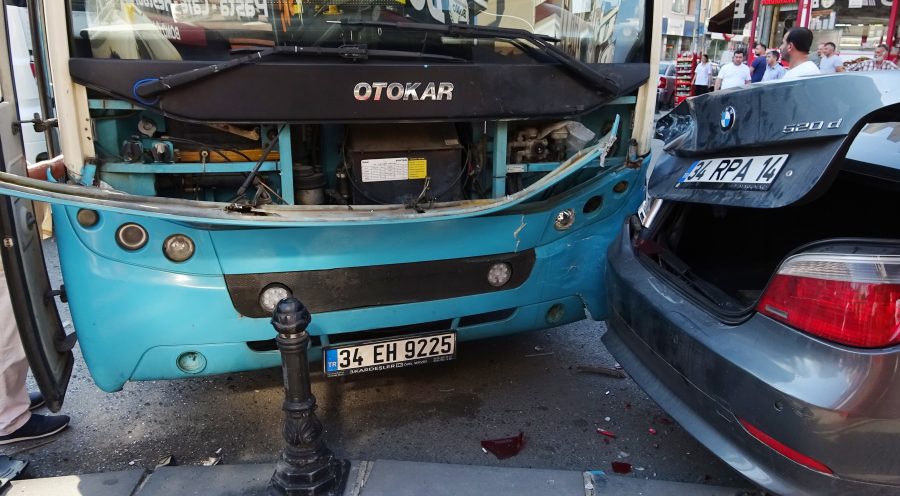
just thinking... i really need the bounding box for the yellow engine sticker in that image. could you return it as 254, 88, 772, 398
407, 158, 428, 180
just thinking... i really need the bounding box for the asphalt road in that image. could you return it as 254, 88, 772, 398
9, 238, 751, 490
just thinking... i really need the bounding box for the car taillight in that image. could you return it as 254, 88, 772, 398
757, 253, 900, 348
657, 76, 666, 89
738, 418, 832, 474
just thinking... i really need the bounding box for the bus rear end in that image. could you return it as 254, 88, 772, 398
0, 0, 657, 396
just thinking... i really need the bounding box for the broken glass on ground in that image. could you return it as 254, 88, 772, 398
480, 432, 525, 460
611, 461, 632, 474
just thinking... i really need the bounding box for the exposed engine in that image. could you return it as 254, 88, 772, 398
93, 110, 598, 208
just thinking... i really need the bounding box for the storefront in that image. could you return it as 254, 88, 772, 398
708, 0, 899, 60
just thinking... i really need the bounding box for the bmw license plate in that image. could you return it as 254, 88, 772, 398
324, 331, 456, 377
677, 154, 789, 191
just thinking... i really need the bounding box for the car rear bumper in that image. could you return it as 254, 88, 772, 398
602, 221, 900, 495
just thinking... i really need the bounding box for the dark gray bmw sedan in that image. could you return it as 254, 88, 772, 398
604, 72, 900, 495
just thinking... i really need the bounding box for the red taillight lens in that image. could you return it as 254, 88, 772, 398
657, 76, 666, 89
30, 62, 35, 78
738, 418, 833, 475
757, 254, 900, 348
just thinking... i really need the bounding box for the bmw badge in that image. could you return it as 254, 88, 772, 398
721, 106, 736, 130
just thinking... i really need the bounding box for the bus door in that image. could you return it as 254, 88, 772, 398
0, 5, 73, 413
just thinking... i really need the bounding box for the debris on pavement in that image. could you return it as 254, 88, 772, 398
0, 456, 27, 489
575, 365, 626, 379
596, 428, 616, 439
648, 428, 657, 435
480, 432, 525, 460
611, 461, 632, 474
155, 455, 175, 469
583, 470, 607, 495
201, 448, 223, 466
524, 352, 554, 358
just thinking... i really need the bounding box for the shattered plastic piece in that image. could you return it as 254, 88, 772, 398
604, 416, 611, 421
611, 462, 632, 474
635, 467, 645, 471
481, 432, 525, 460
155, 455, 175, 469
617, 451, 629, 458
648, 428, 657, 435
201, 449, 223, 467
575, 365, 626, 379
0, 456, 27, 488
584, 469, 607, 494
534, 346, 543, 352
596, 428, 616, 438
588, 470, 607, 482
524, 352, 554, 358
481, 447, 488, 454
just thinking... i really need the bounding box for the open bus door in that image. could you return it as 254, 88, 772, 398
0, 5, 73, 412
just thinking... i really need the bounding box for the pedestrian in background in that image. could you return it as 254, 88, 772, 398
847, 44, 899, 71
692, 54, 713, 95
714, 51, 751, 90
819, 42, 845, 73
749, 43, 768, 83
781, 28, 821, 80
810, 43, 824, 67
762, 49, 787, 81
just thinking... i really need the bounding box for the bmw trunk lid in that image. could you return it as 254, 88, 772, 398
648, 72, 900, 208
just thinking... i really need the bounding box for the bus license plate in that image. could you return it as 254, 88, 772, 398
324, 331, 456, 377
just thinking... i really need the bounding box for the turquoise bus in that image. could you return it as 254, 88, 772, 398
0, 0, 659, 410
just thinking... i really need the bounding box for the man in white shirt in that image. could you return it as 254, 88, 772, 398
780, 28, 821, 80
714, 52, 751, 90
819, 41, 845, 73
761, 49, 787, 81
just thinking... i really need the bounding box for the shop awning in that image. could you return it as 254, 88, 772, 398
707, 1, 735, 34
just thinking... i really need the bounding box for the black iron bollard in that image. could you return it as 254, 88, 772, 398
268, 297, 349, 496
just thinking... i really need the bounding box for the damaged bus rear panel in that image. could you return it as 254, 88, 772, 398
0, 0, 658, 401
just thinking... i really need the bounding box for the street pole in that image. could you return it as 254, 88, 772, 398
268, 297, 349, 496
691, 0, 703, 54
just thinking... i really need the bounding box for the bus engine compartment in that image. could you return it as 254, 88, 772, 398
88, 105, 618, 208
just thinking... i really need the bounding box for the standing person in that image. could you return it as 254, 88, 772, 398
718, 42, 735, 68
780, 28, 821, 80
714, 51, 751, 90
762, 49, 787, 81
0, 267, 70, 445
692, 54, 713, 95
847, 44, 899, 71
749, 43, 768, 82
810, 43, 824, 67
819, 41, 845, 73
